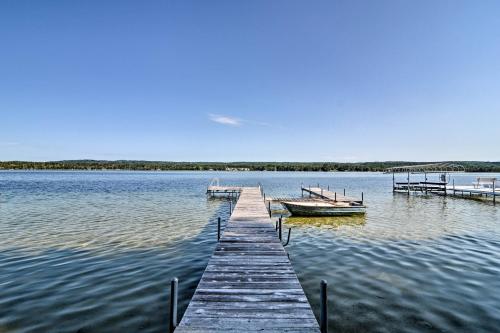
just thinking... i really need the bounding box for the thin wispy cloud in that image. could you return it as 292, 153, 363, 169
209, 114, 242, 126
208, 114, 273, 128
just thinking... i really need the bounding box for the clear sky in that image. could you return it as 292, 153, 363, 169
1, 0, 499, 162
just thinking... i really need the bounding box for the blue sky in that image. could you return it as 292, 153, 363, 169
1, 0, 499, 162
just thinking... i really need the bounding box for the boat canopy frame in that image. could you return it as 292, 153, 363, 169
385, 162, 466, 174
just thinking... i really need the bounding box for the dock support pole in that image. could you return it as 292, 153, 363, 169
407, 172, 410, 196
334, 192, 337, 201
229, 201, 232, 215
493, 180, 496, 204
320, 280, 328, 333
361, 192, 364, 205
392, 171, 395, 192
217, 217, 221, 241
283, 228, 291, 246
424, 172, 427, 194
327, 185, 329, 191
443, 173, 447, 196
278, 217, 282, 241
268, 201, 272, 217
343, 188, 345, 196
169, 278, 178, 333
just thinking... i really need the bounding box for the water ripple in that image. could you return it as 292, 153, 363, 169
1, 171, 499, 332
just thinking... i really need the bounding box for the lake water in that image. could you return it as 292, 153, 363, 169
0, 171, 499, 333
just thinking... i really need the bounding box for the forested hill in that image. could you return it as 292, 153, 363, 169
1, 160, 499, 172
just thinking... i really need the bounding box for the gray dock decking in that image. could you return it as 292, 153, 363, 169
176, 187, 320, 332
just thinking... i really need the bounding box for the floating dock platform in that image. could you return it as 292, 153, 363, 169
176, 186, 320, 332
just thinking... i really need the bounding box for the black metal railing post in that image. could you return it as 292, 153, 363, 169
278, 217, 282, 241
283, 228, 291, 246
229, 201, 232, 215
217, 217, 221, 241
169, 278, 178, 333
320, 279, 328, 333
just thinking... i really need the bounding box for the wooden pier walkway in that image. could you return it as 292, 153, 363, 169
176, 187, 320, 332
302, 186, 362, 204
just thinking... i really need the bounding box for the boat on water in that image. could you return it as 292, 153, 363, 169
281, 200, 366, 216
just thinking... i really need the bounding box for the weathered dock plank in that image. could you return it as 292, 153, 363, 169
176, 187, 320, 332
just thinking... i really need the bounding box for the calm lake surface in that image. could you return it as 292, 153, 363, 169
1, 171, 499, 333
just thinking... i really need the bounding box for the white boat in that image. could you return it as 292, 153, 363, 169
281, 200, 366, 216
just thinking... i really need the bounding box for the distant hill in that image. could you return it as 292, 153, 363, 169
0, 160, 499, 172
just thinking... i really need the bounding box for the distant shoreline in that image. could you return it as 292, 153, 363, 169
1, 160, 499, 172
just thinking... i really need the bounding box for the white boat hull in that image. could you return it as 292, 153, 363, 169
282, 202, 366, 216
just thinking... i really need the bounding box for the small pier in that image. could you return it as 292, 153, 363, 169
301, 186, 363, 204
176, 186, 320, 332
207, 178, 243, 197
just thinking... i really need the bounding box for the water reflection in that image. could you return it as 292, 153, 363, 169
285, 215, 366, 229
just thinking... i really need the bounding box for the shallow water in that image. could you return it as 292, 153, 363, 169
0, 171, 499, 332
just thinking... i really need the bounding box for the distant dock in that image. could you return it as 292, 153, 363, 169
387, 163, 498, 204
301, 186, 363, 204
175, 186, 321, 332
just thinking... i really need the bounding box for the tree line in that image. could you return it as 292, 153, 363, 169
0, 160, 499, 172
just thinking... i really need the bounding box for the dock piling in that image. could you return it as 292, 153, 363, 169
493, 179, 496, 204
283, 227, 291, 246
361, 192, 364, 205
407, 171, 410, 196
392, 171, 395, 192
229, 201, 232, 214
169, 278, 178, 333
320, 280, 328, 333
278, 217, 282, 241
217, 217, 221, 241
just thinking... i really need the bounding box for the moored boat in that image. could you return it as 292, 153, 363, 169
281, 200, 366, 216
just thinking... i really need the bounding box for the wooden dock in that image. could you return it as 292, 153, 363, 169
176, 187, 320, 332
302, 186, 362, 204
207, 186, 243, 198
393, 181, 498, 203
